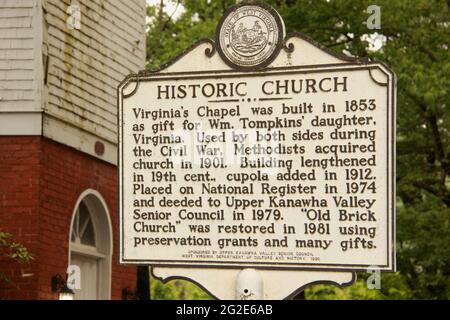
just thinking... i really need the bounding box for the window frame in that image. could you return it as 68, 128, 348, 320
68, 190, 112, 300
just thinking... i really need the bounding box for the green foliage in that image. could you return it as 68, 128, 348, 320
306, 274, 413, 300
146, 0, 235, 69
146, 0, 450, 299
0, 232, 33, 284
150, 274, 212, 300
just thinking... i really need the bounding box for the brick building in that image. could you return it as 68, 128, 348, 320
0, 0, 146, 299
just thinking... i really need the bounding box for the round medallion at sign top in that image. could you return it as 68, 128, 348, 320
216, 2, 284, 70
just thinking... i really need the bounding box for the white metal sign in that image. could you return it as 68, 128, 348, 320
118, 2, 396, 296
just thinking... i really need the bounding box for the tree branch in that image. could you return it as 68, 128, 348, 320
404, 90, 449, 204
412, 181, 450, 207
325, 38, 354, 48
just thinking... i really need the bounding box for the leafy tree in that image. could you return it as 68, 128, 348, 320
146, 0, 236, 69
0, 232, 33, 286
150, 274, 212, 300
146, 0, 450, 299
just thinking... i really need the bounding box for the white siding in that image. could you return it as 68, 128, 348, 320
43, 0, 146, 145
0, 0, 146, 160
0, 0, 39, 112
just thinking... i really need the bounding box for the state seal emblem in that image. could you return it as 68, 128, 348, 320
216, 2, 284, 70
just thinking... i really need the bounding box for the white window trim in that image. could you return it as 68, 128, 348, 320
71, 243, 106, 259
68, 189, 113, 300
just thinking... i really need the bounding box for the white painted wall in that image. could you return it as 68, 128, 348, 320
0, 0, 147, 164
0, 0, 43, 135
0, 0, 39, 112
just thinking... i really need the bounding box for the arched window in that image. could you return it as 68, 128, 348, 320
71, 201, 96, 247
69, 190, 112, 300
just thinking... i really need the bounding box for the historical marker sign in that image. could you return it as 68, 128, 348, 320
119, 2, 396, 273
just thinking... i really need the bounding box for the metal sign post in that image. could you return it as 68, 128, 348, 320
236, 269, 263, 300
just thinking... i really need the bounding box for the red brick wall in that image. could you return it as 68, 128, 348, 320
0, 137, 41, 299
0, 136, 137, 300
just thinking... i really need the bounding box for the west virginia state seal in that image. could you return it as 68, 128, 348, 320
216, 2, 284, 70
